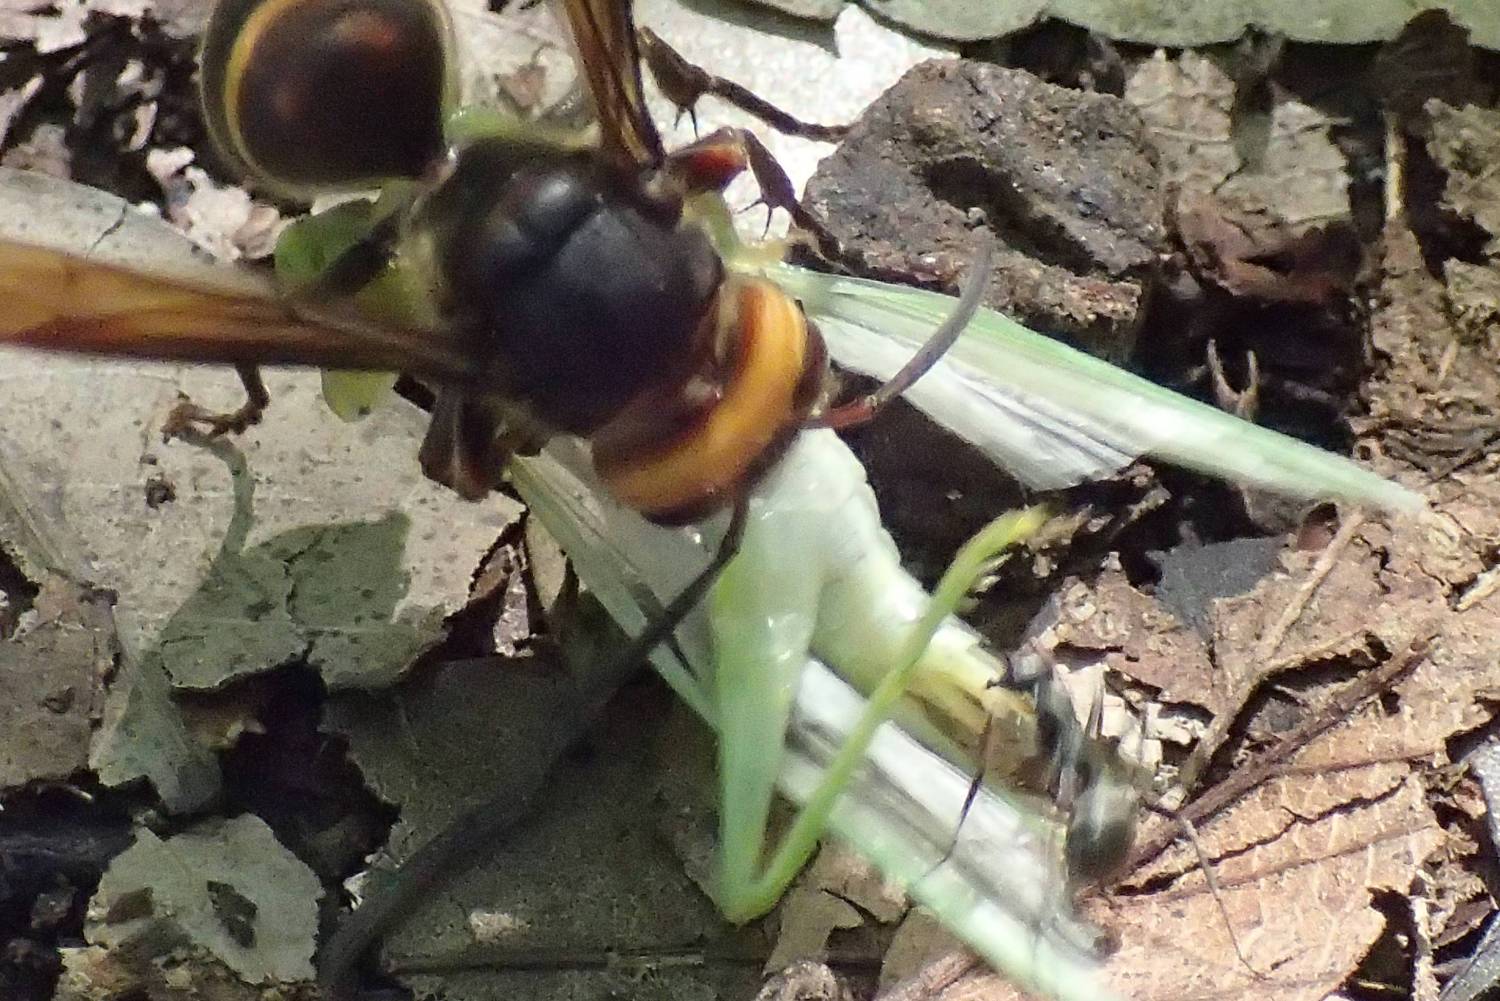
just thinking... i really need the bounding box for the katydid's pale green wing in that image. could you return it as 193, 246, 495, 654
769, 262, 1422, 514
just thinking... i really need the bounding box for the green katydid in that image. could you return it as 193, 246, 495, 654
509, 433, 1114, 1000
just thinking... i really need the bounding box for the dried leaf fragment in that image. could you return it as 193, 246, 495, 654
1102, 773, 1442, 1001
86, 814, 322, 985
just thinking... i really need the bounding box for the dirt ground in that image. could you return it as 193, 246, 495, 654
1, 3, 1499, 1001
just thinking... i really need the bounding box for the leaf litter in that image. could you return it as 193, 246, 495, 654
2, 2, 1500, 1001
725, 0, 1500, 49
0, 576, 114, 791
83, 814, 323, 985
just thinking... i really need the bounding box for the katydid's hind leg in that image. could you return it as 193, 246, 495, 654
663, 128, 839, 257
161, 363, 271, 439
638, 27, 849, 143
809, 234, 994, 431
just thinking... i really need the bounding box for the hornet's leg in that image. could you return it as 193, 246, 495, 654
161, 363, 271, 439
160, 199, 409, 442
638, 27, 849, 143
663, 127, 840, 256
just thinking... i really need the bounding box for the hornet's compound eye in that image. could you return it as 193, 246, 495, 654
200, 0, 452, 197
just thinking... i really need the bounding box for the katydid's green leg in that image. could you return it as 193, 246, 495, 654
709, 505, 1047, 923
709, 503, 823, 922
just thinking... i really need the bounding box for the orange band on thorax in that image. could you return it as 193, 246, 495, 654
595, 277, 809, 521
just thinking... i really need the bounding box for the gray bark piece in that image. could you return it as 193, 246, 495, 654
0, 578, 114, 790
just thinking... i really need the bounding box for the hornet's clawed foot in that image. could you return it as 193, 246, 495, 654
160, 363, 270, 440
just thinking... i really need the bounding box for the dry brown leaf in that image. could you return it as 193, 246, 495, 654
2, 121, 70, 176
1050, 365, 1498, 1001
1444, 261, 1500, 344
1102, 773, 1441, 1000
55, 944, 321, 1001
1426, 103, 1500, 361
144, 150, 285, 262
1127, 51, 1350, 238
1052, 571, 1218, 712
911, 971, 1003, 1001
1093, 501, 1500, 998
878, 911, 965, 990
768, 846, 904, 973
1362, 218, 1500, 475
1174, 191, 1362, 306
754, 962, 854, 1001
1428, 102, 1500, 255
1208, 538, 1390, 720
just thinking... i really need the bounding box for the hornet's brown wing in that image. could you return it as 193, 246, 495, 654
550, 0, 664, 168
0, 168, 481, 384
0, 241, 482, 378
